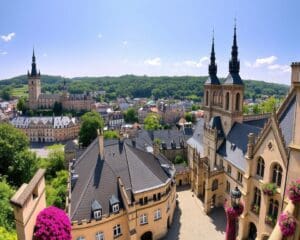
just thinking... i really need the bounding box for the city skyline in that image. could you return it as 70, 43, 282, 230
0, 0, 300, 84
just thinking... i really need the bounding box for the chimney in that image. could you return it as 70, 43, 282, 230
291, 62, 300, 88
246, 133, 255, 159
97, 128, 104, 159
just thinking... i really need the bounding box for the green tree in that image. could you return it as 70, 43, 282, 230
243, 105, 250, 114
252, 104, 262, 114
39, 148, 65, 180
0, 180, 15, 231
53, 101, 63, 115
104, 130, 119, 139
0, 124, 34, 186
184, 112, 196, 123
124, 108, 138, 123
79, 111, 104, 147
0, 87, 11, 101
8, 150, 38, 187
16, 97, 27, 113
261, 96, 277, 113
0, 227, 17, 240
46, 170, 68, 209
144, 113, 161, 130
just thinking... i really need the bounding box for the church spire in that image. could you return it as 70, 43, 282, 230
209, 31, 217, 76
229, 19, 240, 74
30, 48, 38, 77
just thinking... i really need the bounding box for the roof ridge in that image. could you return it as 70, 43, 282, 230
123, 145, 133, 191
74, 138, 98, 167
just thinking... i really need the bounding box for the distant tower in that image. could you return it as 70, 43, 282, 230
28, 49, 41, 110
222, 21, 244, 134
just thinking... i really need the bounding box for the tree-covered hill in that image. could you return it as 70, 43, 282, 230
0, 74, 289, 101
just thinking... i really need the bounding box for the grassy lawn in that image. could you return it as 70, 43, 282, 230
11, 85, 28, 98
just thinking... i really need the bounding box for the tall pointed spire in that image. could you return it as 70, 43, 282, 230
30, 48, 38, 77
209, 30, 217, 76
205, 30, 220, 85
229, 19, 240, 74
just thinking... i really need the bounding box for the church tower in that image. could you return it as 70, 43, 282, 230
28, 50, 41, 110
203, 33, 222, 123
221, 22, 244, 134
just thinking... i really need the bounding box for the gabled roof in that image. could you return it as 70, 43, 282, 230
217, 122, 261, 171
70, 138, 173, 221
91, 200, 102, 211
223, 72, 243, 85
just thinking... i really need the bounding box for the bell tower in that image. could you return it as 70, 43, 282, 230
28, 49, 41, 110
221, 22, 244, 134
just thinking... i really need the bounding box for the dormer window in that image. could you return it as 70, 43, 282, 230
91, 200, 102, 220
93, 210, 102, 220
109, 195, 120, 214
112, 204, 119, 213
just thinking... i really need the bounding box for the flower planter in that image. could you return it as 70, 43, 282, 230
251, 204, 260, 215
265, 215, 276, 227
262, 183, 277, 196
287, 179, 300, 203
279, 212, 296, 237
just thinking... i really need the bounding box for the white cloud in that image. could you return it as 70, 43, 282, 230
97, 33, 102, 39
122, 40, 128, 46
1, 32, 16, 42
0, 50, 7, 55
144, 57, 161, 66
253, 56, 277, 67
268, 64, 290, 73
181, 56, 209, 68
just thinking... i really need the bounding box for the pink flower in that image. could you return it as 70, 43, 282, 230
279, 212, 296, 237
34, 206, 71, 240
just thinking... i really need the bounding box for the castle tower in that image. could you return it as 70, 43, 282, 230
221, 22, 244, 134
203, 33, 222, 123
28, 49, 41, 110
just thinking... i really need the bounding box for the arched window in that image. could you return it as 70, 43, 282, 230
219, 92, 223, 106
268, 199, 279, 219
252, 187, 261, 214
256, 157, 265, 178
213, 91, 217, 104
206, 91, 209, 106
212, 179, 218, 191
225, 92, 230, 110
235, 93, 240, 111
272, 164, 283, 187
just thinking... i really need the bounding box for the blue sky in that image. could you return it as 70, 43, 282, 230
0, 0, 299, 84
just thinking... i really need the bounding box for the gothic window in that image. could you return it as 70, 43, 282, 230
212, 179, 218, 191
206, 91, 209, 106
256, 157, 265, 178
226, 181, 230, 193
253, 187, 261, 210
235, 93, 240, 111
225, 92, 230, 110
227, 165, 232, 175
272, 164, 283, 187
213, 91, 217, 104
268, 199, 279, 219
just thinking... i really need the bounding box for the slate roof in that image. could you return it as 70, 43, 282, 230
186, 118, 205, 155
278, 95, 296, 146
209, 116, 225, 138
70, 138, 173, 221
243, 117, 269, 128
223, 72, 243, 85
205, 75, 220, 85
39, 93, 61, 99
217, 122, 261, 171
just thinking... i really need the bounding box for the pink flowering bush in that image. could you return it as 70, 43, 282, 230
279, 212, 296, 237
287, 179, 300, 203
34, 206, 71, 240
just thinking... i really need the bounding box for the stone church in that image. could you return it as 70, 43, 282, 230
27, 50, 95, 111
188, 24, 300, 239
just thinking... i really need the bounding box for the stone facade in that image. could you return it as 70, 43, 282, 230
188, 26, 300, 240
11, 116, 80, 142
27, 50, 95, 111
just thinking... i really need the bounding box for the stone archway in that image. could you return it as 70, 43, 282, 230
248, 222, 257, 240
141, 231, 153, 240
